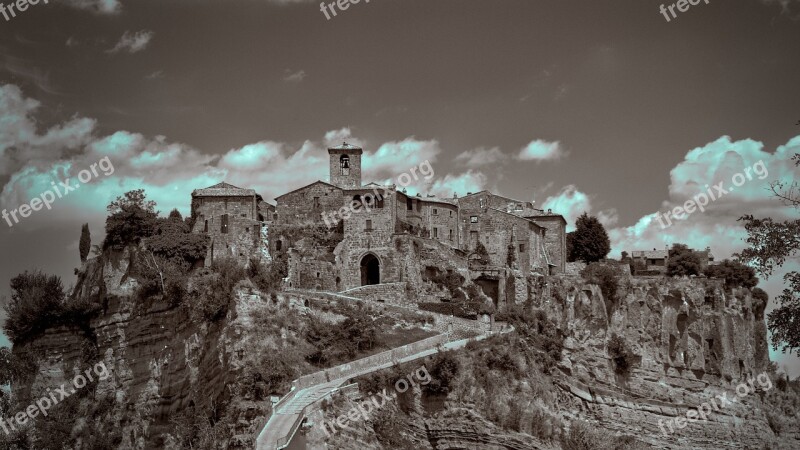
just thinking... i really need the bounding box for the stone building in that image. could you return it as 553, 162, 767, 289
190, 182, 272, 265
190, 141, 568, 308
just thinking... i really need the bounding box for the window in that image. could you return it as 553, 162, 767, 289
276, 240, 282, 251
450, 211, 453, 217
519, 244, 525, 253
220, 214, 229, 234
241, 214, 247, 217
366, 220, 373, 231
432, 208, 438, 215
340, 155, 350, 175
433, 228, 438, 238
313, 197, 320, 209
449, 229, 453, 240
407, 198, 413, 211
204, 220, 208, 233
470, 216, 478, 223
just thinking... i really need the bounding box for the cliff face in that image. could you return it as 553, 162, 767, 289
12, 247, 270, 449
309, 275, 797, 450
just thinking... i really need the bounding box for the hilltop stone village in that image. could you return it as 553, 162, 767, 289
189, 143, 568, 308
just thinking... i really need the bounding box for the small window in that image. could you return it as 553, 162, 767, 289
313, 197, 320, 209
433, 228, 438, 238
433, 208, 438, 215
407, 198, 413, 211
470, 216, 478, 223
204, 220, 208, 233
366, 220, 373, 231
276, 240, 282, 251
241, 214, 247, 217
449, 229, 453, 240
519, 244, 525, 253
450, 211, 453, 217
340, 155, 350, 175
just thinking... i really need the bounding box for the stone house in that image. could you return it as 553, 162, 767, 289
190, 182, 272, 265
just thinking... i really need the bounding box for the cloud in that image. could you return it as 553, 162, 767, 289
65, 0, 122, 14
144, 70, 163, 80
108, 30, 155, 54
541, 184, 618, 231
362, 137, 442, 180
283, 69, 307, 83
454, 147, 508, 168
517, 139, 566, 162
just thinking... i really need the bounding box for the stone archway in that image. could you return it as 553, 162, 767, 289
360, 253, 380, 286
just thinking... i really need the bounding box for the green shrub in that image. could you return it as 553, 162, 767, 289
423, 351, 460, 395
667, 243, 702, 277
704, 259, 759, 289
304, 306, 378, 366
102, 189, 159, 250
186, 258, 246, 322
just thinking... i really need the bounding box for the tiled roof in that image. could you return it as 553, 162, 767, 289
192, 182, 256, 197
632, 250, 668, 259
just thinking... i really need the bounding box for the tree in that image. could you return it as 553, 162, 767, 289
704, 259, 758, 289
79, 223, 91, 262
103, 189, 159, 249
566, 232, 575, 262
736, 153, 800, 354
568, 213, 610, 263
168, 208, 183, 222
667, 243, 702, 276
3, 270, 65, 342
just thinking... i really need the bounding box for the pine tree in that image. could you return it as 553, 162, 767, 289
79, 223, 91, 262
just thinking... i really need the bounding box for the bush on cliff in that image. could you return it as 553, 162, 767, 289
704, 259, 759, 289
3, 271, 100, 343
102, 189, 159, 250
667, 243, 702, 276
580, 262, 620, 316
304, 305, 378, 366
608, 333, 635, 376
423, 351, 461, 395
186, 258, 246, 322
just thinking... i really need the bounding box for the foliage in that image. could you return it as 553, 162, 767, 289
79, 223, 91, 262
146, 216, 209, 265
186, 258, 246, 322
3, 271, 100, 344
704, 259, 758, 289
581, 262, 620, 316
566, 231, 575, 262
418, 302, 478, 319
568, 212, 611, 263
248, 256, 287, 294
304, 305, 378, 366
423, 351, 460, 395
103, 189, 159, 250
736, 154, 800, 354
667, 243, 702, 277
495, 306, 565, 373
608, 333, 635, 376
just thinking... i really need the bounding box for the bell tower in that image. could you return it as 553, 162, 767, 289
328, 142, 362, 189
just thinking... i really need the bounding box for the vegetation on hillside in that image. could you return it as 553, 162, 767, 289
567, 212, 611, 263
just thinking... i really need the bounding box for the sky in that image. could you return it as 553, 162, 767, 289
0, 0, 798, 374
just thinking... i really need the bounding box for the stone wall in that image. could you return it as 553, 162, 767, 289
527, 215, 567, 274
340, 282, 409, 306
275, 181, 343, 225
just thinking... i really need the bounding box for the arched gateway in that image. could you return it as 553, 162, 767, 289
360, 254, 380, 286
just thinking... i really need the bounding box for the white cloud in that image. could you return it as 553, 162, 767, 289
517, 139, 565, 162
454, 147, 508, 168
108, 30, 155, 54
283, 69, 307, 83
65, 0, 122, 14
541, 184, 618, 231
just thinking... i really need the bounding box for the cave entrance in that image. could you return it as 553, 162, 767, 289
360, 254, 380, 286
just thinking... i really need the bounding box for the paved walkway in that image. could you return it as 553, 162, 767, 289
255, 329, 507, 449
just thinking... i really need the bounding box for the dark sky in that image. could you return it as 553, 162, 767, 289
0, 0, 799, 372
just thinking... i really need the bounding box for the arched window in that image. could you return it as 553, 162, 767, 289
340, 155, 350, 175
